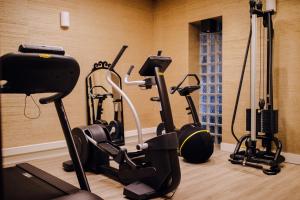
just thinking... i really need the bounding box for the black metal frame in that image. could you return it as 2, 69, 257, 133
154, 67, 176, 133
170, 74, 201, 126
54, 99, 91, 191
185, 95, 201, 126
229, 0, 284, 175
154, 73, 203, 136
86, 61, 125, 146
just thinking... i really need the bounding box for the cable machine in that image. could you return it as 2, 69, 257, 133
229, 0, 285, 175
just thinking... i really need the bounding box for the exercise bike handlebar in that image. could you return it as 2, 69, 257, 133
170, 74, 200, 94
108, 45, 128, 71
125, 50, 163, 87
124, 65, 146, 86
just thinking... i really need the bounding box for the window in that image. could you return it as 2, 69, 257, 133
199, 32, 222, 143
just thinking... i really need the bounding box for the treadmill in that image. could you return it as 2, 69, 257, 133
0, 44, 103, 200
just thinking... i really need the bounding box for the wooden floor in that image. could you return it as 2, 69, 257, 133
29, 138, 300, 200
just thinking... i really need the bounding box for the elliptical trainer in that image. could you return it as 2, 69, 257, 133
229, 0, 285, 175
63, 46, 181, 199
63, 52, 125, 172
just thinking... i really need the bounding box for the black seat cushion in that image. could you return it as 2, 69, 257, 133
178, 86, 200, 96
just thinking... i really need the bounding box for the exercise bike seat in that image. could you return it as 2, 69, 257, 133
178, 85, 200, 96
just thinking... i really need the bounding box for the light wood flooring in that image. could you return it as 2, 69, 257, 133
28, 138, 300, 200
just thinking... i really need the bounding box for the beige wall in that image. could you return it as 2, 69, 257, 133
1, 0, 300, 155
0, 0, 159, 148
153, 0, 300, 154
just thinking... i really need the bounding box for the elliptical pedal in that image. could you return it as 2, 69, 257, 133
123, 182, 156, 200
98, 143, 120, 156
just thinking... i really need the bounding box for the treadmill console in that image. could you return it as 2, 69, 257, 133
139, 56, 172, 76
19, 44, 65, 55
0, 46, 79, 99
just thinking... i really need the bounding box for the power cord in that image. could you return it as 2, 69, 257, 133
24, 94, 41, 119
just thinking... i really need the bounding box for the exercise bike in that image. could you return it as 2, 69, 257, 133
63, 46, 181, 200
154, 74, 214, 163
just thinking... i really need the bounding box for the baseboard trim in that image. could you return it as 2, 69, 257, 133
3, 127, 156, 166
125, 127, 156, 138
3, 140, 67, 157
3, 149, 68, 167
221, 142, 300, 165
220, 142, 236, 153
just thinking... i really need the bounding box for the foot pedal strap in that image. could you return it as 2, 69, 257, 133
119, 167, 156, 181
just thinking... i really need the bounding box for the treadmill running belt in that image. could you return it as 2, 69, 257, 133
3, 167, 66, 200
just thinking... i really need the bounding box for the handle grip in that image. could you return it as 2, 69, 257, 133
150, 97, 160, 102
170, 86, 177, 94
187, 74, 200, 86
127, 65, 135, 75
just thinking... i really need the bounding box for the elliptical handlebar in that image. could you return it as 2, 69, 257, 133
108, 45, 128, 71
106, 46, 148, 150
170, 74, 200, 94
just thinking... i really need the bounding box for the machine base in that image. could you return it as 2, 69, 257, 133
229, 134, 285, 175
229, 150, 285, 175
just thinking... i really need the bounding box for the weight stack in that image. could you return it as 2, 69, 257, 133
246, 109, 278, 134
